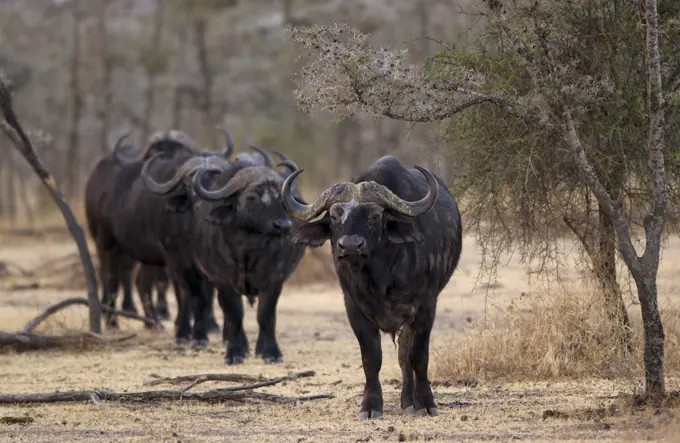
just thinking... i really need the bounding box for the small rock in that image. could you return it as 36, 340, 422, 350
387, 426, 395, 432
460, 415, 469, 421
172, 432, 178, 437
398, 432, 407, 442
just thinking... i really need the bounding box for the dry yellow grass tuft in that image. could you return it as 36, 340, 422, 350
435, 285, 680, 383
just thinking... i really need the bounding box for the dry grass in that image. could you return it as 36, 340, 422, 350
435, 284, 680, 383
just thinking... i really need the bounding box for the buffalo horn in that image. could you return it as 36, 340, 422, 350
273, 152, 300, 173
193, 166, 281, 201
248, 144, 276, 169
275, 160, 300, 174
217, 126, 234, 158
112, 133, 135, 165
141, 155, 217, 195
115, 130, 201, 165
282, 166, 439, 220
282, 170, 354, 221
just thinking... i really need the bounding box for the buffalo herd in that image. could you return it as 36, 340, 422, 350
84, 129, 463, 418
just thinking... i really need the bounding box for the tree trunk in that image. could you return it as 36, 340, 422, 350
633, 273, 665, 400
194, 16, 215, 147
98, 0, 113, 156
66, 0, 83, 196
593, 204, 632, 348
5, 157, 16, 224
141, 1, 165, 142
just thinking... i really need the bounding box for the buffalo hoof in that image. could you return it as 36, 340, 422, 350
263, 356, 284, 365
157, 312, 171, 321
122, 305, 138, 315
175, 337, 190, 346
415, 407, 439, 417
358, 410, 383, 420
192, 339, 209, 349
225, 356, 245, 365
146, 322, 164, 331
402, 406, 415, 415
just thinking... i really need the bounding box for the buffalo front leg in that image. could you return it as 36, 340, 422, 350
218, 286, 248, 365
119, 258, 137, 314
171, 278, 182, 326
203, 282, 220, 334
255, 283, 283, 364
409, 311, 438, 417
398, 328, 416, 414
134, 265, 161, 330
217, 288, 248, 355
155, 268, 171, 321
99, 249, 121, 330
345, 296, 383, 419
172, 272, 193, 346
184, 269, 212, 349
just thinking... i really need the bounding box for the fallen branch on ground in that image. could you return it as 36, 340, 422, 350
0, 370, 332, 405
0, 331, 136, 352
145, 370, 314, 391
144, 372, 262, 386
22, 297, 161, 333
0, 390, 333, 405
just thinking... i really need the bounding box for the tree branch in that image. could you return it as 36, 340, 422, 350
641, 0, 668, 271
0, 80, 101, 334
562, 109, 641, 274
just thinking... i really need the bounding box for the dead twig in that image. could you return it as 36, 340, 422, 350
21, 297, 161, 333
217, 370, 316, 392
144, 372, 261, 387
180, 377, 206, 394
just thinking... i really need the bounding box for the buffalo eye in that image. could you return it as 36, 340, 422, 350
369, 213, 381, 221
330, 208, 343, 223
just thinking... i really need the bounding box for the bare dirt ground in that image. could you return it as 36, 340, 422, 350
1, 230, 680, 442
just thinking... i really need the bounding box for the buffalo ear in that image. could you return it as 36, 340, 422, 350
293, 220, 331, 247
385, 217, 424, 244
206, 203, 233, 225
165, 194, 191, 213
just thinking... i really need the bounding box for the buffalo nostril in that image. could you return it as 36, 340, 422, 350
273, 219, 292, 231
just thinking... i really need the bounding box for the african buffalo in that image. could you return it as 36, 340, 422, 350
144, 146, 306, 364
85, 129, 231, 343
281, 155, 462, 419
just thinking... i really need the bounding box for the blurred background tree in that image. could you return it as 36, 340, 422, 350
0, 0, 480, 218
